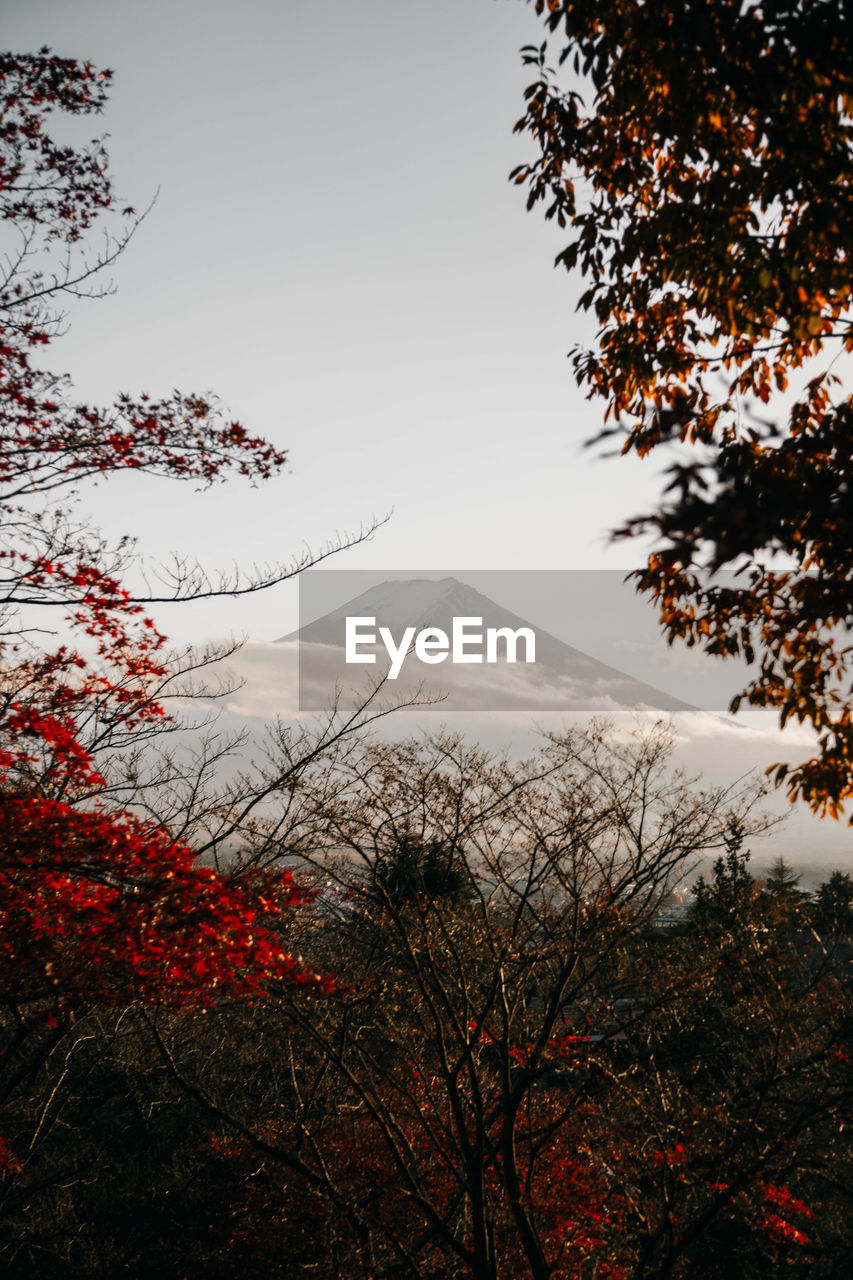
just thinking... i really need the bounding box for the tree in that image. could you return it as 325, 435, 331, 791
512, 1, 853, 819
0, 43, 400, 1014
372, 826, 476, 906
3, 722, 851, 1277
813, 870, 853, 935
136, 723, 853, 1280
692, 827, 759, 932
0, 51, 433, 1260
0, 40, 419, 1186
0, 47, 311, 1016
126, 723, 853, 1279
763, 856, 806, 905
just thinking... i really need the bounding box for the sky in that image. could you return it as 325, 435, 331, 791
5, 1, 851, 870
4, 0, 665, 645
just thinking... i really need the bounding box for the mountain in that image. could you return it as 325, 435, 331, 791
277, 576, 695, 713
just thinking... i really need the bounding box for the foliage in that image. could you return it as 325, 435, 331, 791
813, 869, 853, 935
0, 47, 379, 798
2, 36, 852, 1280
693, 847, 757, 931
0, 794, 310, 1017
372, 826, 475, 906
512, 0, 853, 818
100, 724, 846, 1280
763, 855, 807, 904
1, 722, 851, 1277
0, 49, 428, 1276
0, 46, 323, 1025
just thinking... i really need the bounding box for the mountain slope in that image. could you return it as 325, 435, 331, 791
279, 577, 694, 712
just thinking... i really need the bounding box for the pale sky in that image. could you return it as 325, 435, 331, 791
4, 0, 664, 645
4, 2, 851, 867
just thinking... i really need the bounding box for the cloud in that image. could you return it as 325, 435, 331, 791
168, 637, 851, 871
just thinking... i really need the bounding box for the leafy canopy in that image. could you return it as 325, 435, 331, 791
513, 1, 853, 818
0, 49, 308, 1020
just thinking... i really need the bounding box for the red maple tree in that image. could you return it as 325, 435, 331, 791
0, 49, 311, 1030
